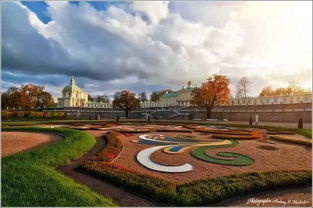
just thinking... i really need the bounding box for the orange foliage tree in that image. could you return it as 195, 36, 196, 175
191, 74, 230, 119
113, 90, 140, 118
1, 84, 55, 110
259, 85, 308, 97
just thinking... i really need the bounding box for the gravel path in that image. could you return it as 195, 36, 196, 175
58, 130, 157, 207
1, 131, 62, 157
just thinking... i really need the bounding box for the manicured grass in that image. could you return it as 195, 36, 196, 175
295, 128, 312, 139
81, 132, 311, 206
2, 127, 116, 207
270, 135, 312, 146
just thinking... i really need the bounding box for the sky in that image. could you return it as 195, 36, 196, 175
2, 1, 312, 100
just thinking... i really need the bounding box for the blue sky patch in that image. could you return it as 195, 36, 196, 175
21, 1, 51, 23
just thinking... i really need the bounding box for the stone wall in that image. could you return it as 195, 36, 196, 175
44, 102, 312, 122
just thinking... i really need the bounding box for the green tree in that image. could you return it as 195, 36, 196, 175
150, 89, 173, 102
138, 92, 147, 102
94, 95, 109, 103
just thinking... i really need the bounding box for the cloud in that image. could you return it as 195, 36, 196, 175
132, 1, 169, 24
2, 1, 312, 98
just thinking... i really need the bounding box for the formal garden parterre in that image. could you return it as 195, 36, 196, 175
78, 122, 312, 205
2, 121, 312, 206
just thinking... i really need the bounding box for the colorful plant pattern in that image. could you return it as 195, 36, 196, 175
136, 134, 255, 172
191, 140, 254, 166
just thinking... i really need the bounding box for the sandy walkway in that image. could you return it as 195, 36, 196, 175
1, 131, 62, 157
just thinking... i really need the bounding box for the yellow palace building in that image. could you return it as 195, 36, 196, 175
57, 77, 112, 108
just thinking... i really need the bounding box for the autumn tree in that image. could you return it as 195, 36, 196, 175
191, 74, 230, 119
150, 89, 173, 102
259, 86, 274, 97
138, 92, 147, 102
236, 77, 251, 98
2, 84, 55, 110
1, 87, 20, 109
113, 90, 140, 117
259, 82, 308, 97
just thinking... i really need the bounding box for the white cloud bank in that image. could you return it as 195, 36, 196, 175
2, 1, 312, 98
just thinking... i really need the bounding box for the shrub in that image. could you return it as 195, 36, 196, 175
16, 111, 26, 118
29, 111, 45, 118
1, 111, 17, 118
298, 117, 303, 129
270, 135, 311, 146
46, 111, 65, 118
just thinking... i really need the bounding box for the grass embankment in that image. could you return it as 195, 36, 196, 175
270, 135, 312, 146
81, 132, 312, 206
2, 127, 116, 207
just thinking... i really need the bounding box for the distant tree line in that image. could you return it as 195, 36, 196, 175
88, 94, 110, 103
150, 89, 173, 102
1, 84, 55, 110
259, 81, 309, 97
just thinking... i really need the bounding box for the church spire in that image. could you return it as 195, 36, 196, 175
70, 76, 76, 85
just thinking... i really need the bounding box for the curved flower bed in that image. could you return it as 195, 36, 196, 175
83, 131, 123, 164
80, 131, 311, 206
2, 127, 115, 207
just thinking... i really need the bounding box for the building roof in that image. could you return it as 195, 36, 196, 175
62, 76, 84, 93
160, 85, 195, 99
160, 92, 178, 98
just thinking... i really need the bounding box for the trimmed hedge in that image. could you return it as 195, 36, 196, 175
270, 135, 312, 146
1, 111, 65, 119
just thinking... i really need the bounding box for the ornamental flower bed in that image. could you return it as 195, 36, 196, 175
79, 127, 311, 206
83, 131, 123, 163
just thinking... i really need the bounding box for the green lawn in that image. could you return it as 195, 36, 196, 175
2, 127, 116, 207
